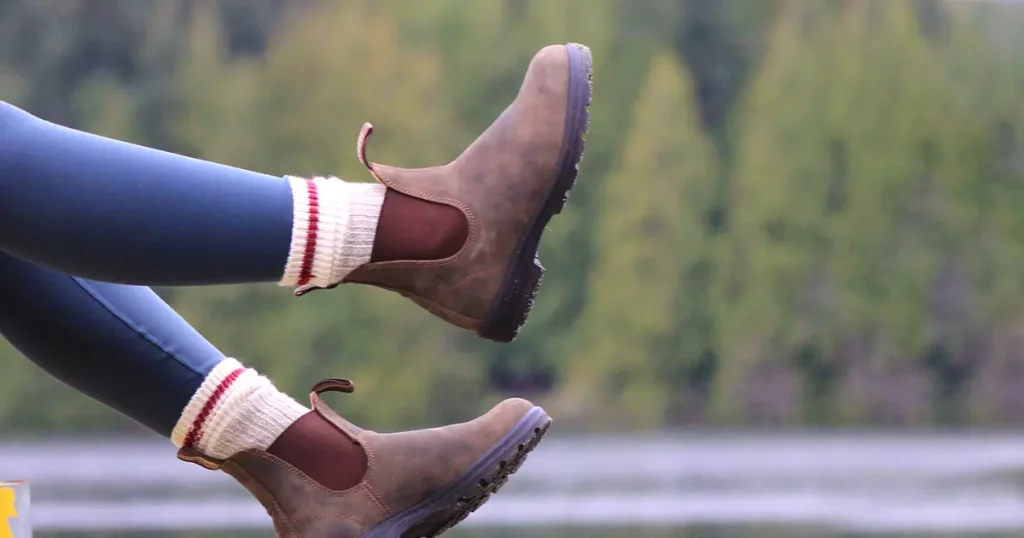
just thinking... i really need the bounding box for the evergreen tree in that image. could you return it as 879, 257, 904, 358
822, 0, 953, 425
554, 51, 717, 429
718, 0, 991, 425
711, 0, 839, 425
945, 0, 1024, 423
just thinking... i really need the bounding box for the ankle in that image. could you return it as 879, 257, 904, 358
268, 411, 369, 490
370, 189, 468, 263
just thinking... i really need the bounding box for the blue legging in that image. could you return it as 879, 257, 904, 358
0, 252, 223, 435
0, 102, 309, 436
0, 101, 293, 285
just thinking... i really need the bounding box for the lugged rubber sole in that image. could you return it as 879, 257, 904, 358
479, 42, 593, 343
364, 406, 553, 538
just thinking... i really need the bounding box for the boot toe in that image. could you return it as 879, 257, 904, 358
365, 403, 552, 538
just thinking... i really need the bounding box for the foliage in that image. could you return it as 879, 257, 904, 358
2, 0, 1024, 432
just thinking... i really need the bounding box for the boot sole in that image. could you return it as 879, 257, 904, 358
478, 42, 593, 343
364, 406, 552, 538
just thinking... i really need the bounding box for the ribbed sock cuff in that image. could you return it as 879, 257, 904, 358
171, 358, 309, 460
280, 176, 386, 288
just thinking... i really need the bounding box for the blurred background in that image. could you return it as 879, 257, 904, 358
3, 0, 1024, 536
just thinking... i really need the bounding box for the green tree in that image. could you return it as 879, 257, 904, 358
822, 0, 963, 425
711, 0, 839, 425
554, 51, 718, 429
943, 0, 1024, 424
717, 0, 990, 426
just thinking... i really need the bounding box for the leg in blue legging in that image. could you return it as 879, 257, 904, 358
0, 250, 220, 434
0, 101, 389, 288
0, 102, 293, 285
0, 250, 367, 490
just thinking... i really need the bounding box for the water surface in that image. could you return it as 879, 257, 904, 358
2, 432, 1022, 537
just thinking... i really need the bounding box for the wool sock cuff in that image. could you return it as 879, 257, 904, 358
280, 176, 386, 289
171, 358, 309, 460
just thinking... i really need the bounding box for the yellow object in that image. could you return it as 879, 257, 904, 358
0, 486, 16, 538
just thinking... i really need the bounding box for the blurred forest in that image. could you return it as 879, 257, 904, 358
3, 0, 1024, 434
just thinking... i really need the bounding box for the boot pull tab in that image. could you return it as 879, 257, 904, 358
356, 122, 386, 184
311, 377, 356, 395
309, 378, 365, 442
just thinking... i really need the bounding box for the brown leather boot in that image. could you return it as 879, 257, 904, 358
177, 378, 552, 538
300, 43, 592, 343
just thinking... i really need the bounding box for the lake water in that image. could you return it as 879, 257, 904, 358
2, 431, 1024, 538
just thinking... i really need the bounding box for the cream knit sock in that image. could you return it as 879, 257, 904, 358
280, 176, 386, 290
171, 358, 309, 459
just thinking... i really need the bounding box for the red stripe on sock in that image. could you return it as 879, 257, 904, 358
183, 368, 247, 449
297, 179, 320, 286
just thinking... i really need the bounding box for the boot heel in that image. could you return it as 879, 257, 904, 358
480, 256, 544, 343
